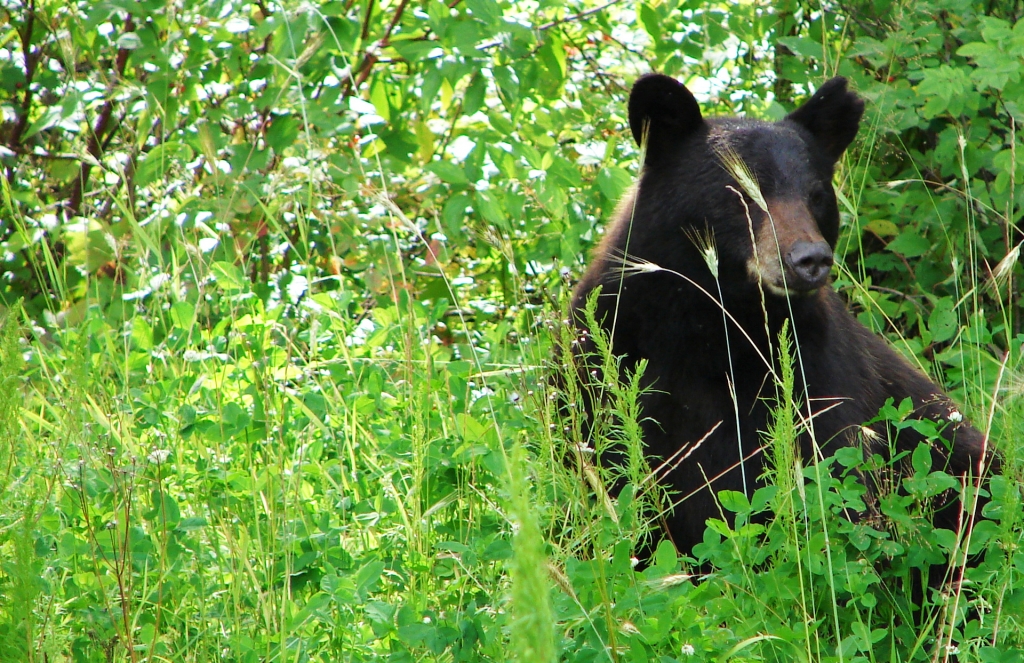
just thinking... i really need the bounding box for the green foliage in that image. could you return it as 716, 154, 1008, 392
509, 443, 555, 663
0, 0, 1023, 660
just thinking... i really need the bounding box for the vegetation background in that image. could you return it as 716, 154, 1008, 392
0, 0, 1023, 660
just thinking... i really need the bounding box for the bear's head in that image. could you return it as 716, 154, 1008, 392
624, 75, 864, 298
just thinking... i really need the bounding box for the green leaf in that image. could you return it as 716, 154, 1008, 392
390, 37, 435, 62
64, 220, 114, 272
146, 490, 181, 528
23, 104, 65, 140
355, 560, 386, 599
911, 442, 932, 476
449, 20, 482, 52
370, 79, 391, 122
492, 65, 519, 104
474, 190, 507, 226
777, 35, 822, 58
538, 35, 566, 90
169, 301, 195, 329
211, 261, 246, 290
136, 142, 194, 187
464, 0, 501, 27
597, 166, 632, 201
427, 160, 469, 185
176, 517, 207, 532
638, 4, 661, 40
718, 490, 750, 514
928, 296, 958, 343
266, 115, 300, 153
442, 192, 471, 235
131, 316, 153, 350
653, 539, 678, 572
538, 178, 565, 217
398, 623, 436, 647
116, 32, 143, 50
464, 74, 487, 115
886, 230, 930, 258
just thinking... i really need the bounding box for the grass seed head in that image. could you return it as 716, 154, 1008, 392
990, 241, 1021, 294
713, 140, 768, 212
685, 227, 719, 279
609, 250, 667, 278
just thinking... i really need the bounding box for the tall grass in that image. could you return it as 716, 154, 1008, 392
4, 142, 1022, 663
2, 49, 1023, 663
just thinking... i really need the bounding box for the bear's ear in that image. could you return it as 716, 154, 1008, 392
628, 74, 703, 162
785, 77, 864, 162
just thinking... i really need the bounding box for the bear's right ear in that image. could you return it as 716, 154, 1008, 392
628, 74, 703, 162
785, 77, 864, 162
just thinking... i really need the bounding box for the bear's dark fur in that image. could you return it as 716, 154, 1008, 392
570, 74, 998, 559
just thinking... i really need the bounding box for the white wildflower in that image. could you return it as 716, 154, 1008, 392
147, 449, 171, 465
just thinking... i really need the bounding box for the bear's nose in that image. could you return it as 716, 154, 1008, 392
785, 241, 833, 290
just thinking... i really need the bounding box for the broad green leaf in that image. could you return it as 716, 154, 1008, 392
474, 190, 507, 226
23, 104, 64, 140
639, 4, 661, 40
597, 166, 632, 201
146, 490, 181, 528
864, 219, 898, 238
131, 316, 153, 350
464, 74, 487, 115
886, 230, 930, 258
911, 442, 932, 476
370, 79, 391, 122
116, 32, 142, 49
718, 490, 750, 514
136, 141, 194, 186
928, 296, 958, 343
266, 115, 300, 153
64, 220, 115, 272
777, 35, 822, 58
211, 261, 246, 290
538, 178, 566, 217
427, 160, 469, 185
464, 0, 501, 27
169, 301, 195, 329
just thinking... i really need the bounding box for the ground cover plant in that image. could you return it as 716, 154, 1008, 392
0, 0, 1023, 661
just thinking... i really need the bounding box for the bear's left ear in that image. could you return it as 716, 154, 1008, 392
628, 74, 704, 163
785, 77, 864, 162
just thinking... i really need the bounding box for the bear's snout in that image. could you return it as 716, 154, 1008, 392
785, 240, 833, 290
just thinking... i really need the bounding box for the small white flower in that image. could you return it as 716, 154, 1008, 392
148, 449, 171, 465
681, 643, 696, 656
948, 410, 963, 423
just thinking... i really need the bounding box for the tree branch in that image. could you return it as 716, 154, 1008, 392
343, 0, 412, 97
476, 0, 625, 51
8, 0, 41, 150
65, 14, 135, 216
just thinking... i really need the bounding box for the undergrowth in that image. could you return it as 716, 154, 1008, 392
2, 257, 1022, 661
1, 1, 1023, 661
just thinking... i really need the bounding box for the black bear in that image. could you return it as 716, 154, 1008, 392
569, 74, 998, 559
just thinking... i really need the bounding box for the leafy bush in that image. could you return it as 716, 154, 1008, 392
0, 0, 1022, 661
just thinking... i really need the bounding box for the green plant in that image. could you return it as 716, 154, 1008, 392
1, 0, 1022, 661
